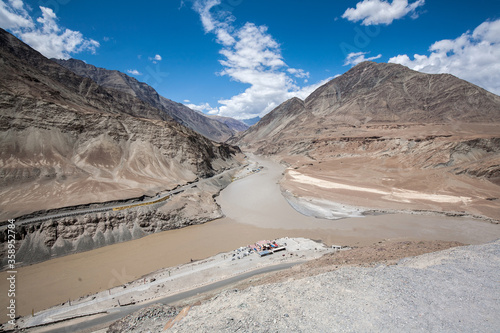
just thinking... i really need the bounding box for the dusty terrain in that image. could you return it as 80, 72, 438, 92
2, 154, 499, 327
0, 168, 239, 268
166, 239, 500, 333
10, 237, 332, 330
232, 239, 465, 288
0, 28, 242, 221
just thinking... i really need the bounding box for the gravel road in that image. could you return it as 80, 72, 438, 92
168, 239, 500, 333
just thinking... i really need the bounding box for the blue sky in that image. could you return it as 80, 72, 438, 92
1, 0, 499, 120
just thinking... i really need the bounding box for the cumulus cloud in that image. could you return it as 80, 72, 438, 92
344, 51, 382, 66
0, 1, 99, 59
127, 69, 142, 75
342, 0, 425, 26
191, 0, 331, 120
389, 19, 500, 95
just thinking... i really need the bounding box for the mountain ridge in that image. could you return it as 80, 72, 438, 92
208, 115, 249, 132
236, 61, 500, 148
54, 58, 236, 142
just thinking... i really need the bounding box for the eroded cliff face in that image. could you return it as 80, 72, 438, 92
0, 94, 240, 219
0, 169, 236, 267
258, 129, 500, 185
274, 127, 500, 221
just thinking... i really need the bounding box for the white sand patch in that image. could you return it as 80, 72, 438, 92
288, 170, 387, 195
388, 190, 471, 204
287, 170, 471, 204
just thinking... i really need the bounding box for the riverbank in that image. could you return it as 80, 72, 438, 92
7, 237, 333, 331
282, 189, 499, 224
279, 156, 500, 222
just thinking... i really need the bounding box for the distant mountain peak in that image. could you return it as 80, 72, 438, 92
208, 115, 249, 132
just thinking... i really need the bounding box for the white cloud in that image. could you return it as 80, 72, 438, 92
389, 19, 500, 95
8, 0, 24, 10
0, 1, 99, 59
344, 51, 382, 66
0, 0, 32, 29
342, 0, 425, 26
127, 69, 142, 75
287, 68, 310, 79
149, 54, 163, 64
191, 0, 330, 120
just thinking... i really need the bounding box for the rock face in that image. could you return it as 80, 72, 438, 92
54, 58, 236, 142
233, 62, 500, 221
0, 171, 235, 267
0, 27, 241, 220
107, 304, 179, 333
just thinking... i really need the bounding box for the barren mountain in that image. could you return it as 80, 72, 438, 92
0, 28, 241, 221
234, 62, 500, 221
237, 61, 500, 148
54, 58, 236, 142
208, 115, 249, 132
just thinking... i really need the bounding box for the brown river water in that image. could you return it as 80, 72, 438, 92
1, 155, 499, 317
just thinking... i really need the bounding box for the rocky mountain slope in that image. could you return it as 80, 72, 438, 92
0, 28, 241, 239
54, 58, 236, 142
234, 62, 500, 220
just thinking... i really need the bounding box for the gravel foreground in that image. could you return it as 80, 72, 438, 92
123, 239, 500, 333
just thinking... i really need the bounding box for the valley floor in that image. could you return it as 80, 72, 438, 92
1, 153, 499, 331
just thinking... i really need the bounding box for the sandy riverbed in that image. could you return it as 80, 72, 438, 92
1, 154, 499, 320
